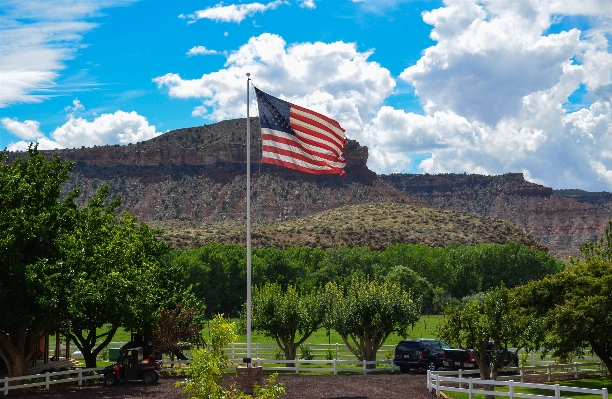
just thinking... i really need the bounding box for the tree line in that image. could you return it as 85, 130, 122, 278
169, 240, 564, 317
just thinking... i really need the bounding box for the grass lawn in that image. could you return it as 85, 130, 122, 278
200, 314, 447, 346
442, 378, 612, 399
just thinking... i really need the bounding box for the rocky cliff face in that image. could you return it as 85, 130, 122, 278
381, 173, 612, 259
7, 118, 610, 259
7, 118, 422, 224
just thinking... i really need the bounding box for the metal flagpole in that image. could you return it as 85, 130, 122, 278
246, 73, 252, 365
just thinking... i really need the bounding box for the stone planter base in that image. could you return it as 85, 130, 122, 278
236, 365, 263, 395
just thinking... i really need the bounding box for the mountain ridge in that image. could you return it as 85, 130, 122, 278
6, 117, 611, 259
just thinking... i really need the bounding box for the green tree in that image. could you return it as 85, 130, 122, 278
385, 265, 434, 313
325, 278, 420, 367
251, 283, 325, 362
519, 221, 612, 378
438, 286, 544, 398
59, 185, 173, 368
177, 314, 285, 399
0, 146, 79, 377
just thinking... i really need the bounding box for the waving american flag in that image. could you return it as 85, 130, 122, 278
254, 87, 346, 177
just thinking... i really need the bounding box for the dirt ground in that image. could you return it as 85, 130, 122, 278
6, 372, 437, 399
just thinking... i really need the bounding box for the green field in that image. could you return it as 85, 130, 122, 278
201, 314, 446, 345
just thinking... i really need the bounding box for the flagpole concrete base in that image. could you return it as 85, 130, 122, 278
236, 365, 263, 395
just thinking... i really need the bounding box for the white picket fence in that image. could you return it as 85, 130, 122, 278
1, 367, 104, 396
427, 363, 610, 399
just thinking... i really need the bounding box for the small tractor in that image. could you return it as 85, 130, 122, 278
103, 346, 161, 386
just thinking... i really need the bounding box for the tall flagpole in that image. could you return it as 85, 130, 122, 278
246, 73, 252, 364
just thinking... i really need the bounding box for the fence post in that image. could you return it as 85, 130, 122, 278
509, 380, 514, 399
469, 377, 473, 399
602, 387, 608, 399
295, 360, 299, 375
231, 342, 235, 359
46, 372, 50, 390
602, 361, 605, 378
574, 363, 578, 378
427, 370, 431, 391
255, 342, 259, 359
333, 358, 337, 375
530, 351, 535, 367
363, 360, 366, 375
554, 384, 560, 399
459, 369, 463, 389
548, 364, 552, 382
4, 376, 8, 395
520, 365, 524, 383
436, 373, 440, 398
336, 343, 339, 360
78, 369, 82, 386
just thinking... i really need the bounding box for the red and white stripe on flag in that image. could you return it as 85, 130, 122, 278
261, 104, 347, 177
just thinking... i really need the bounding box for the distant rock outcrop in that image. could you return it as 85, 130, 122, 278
381, 173, 612, 259
6, 118, 422, 224
7, 118, 610, 259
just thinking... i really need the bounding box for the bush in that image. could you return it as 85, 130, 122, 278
299, 346, 314, 361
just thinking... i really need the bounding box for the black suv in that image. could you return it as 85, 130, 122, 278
393, 338, 450, 372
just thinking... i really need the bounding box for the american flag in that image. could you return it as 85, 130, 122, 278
254, 87, 346, 177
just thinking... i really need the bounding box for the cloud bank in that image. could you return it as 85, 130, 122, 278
5, 108, 161, 151
157, 1, 612, 190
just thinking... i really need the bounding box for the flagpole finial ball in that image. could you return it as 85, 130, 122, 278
246, 73, 250, 77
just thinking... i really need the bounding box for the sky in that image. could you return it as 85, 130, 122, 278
1, 0, 612, 191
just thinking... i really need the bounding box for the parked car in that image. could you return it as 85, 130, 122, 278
442, 347, 477, 370
443, 342, 518, 371
393, 338, 451, 372
486, 342, 519, 369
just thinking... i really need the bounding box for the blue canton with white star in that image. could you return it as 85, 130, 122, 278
254, 87, 294, 136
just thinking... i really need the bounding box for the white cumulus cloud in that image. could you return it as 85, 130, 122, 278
153, 33, 395, 138
6, 110, 162, 151
1, 118, 44, 140
376, 0, 612, 191
180, 1, 285, 24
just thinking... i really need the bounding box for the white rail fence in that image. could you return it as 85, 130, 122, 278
1, 367, 104, 396
427, 363, 610, 399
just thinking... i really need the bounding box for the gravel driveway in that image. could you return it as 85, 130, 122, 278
7, 372, 436, 399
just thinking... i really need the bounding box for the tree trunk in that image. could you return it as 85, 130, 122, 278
283, 343, 297, 368
70, 325, 118, 369
0, 325, 41, 378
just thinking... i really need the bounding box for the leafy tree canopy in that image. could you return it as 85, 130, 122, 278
0, 146, 78, 377
518, 221, 612, 379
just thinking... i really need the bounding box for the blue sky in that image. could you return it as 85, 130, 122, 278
1, 0, 612, 191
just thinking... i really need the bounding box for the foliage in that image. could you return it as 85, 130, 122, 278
169, 242, 562, 318
438, 286, 545, 386
299, 345, 314, 360
59, 185, 174, 367
519, 221, 612, 380
176, 314, 285, 399
155, 202, 548, 254
0, 146, 79, 377
251, 283, 325, 361
325, 278, 421, 366
150, 304, 203, 356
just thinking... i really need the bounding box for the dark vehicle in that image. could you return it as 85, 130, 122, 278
442, 342, 518, 371
486, 342, 519, 369
442, 348, 477, 370
103, 346, 162, 386
393, 338, 451, 372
